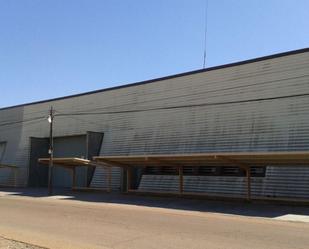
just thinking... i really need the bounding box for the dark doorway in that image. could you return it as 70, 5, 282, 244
29, 132, 104, 188
28, 137, 49, 187
52, 135, 87, 188
86, 131, 104, 186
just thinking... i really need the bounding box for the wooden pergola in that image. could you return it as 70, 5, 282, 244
38, 158, 112, 192
93, 151, 309, 201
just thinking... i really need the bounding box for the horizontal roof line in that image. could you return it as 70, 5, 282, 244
93, 150, 309, 159
1, 47, 308, 111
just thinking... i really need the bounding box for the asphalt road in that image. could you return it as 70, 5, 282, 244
0, 190, 309, 249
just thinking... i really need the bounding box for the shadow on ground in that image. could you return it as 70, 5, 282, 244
1, 187, 309, 219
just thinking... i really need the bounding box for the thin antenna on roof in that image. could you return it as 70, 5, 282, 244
203, 0, 209, 69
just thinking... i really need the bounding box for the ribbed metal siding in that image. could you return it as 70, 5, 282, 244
90, 167, 121, 190
0, 51, 308, 197
138, 175, 264, 197
138, 166, 309, 199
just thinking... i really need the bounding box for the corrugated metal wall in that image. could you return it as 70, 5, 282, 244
90, 167, 121, 191
0, 50, 309, 198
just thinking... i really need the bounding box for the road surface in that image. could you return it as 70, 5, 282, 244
0, 190, 309, 249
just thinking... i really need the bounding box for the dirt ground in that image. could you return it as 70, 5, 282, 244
0, 236, 45, 249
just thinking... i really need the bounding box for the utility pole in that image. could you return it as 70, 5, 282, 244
203, 0, 209, 69
48, 106, 54, 195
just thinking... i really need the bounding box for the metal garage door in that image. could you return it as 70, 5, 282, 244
52, 135, 87, 188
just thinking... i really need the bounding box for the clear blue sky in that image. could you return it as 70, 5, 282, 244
0, 0, 308, 108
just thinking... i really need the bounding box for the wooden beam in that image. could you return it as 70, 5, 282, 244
88, 161, 108, 168
93, 151, 309, 168
214, 155, 250, 169
95, 158, 132, 169
94, 151, 309, 160
148, 158, 183, 168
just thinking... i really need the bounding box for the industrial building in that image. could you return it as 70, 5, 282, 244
0, 47, 309, 201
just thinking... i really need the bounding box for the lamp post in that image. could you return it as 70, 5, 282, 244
48, 106, 54, 195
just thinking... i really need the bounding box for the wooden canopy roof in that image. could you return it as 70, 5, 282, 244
38, 158, 104, 168
38, 151, 309, 169
93, 151, 309, 169
38, 157, 108, 168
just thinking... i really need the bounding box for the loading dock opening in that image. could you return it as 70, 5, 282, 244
93, 151, 309, 202
30, 132, 104, 188
0, 164, 18, 187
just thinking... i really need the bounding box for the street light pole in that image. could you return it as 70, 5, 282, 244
48, 106, 54, 195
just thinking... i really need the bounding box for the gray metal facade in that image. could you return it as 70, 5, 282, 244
0, 49, 309, 199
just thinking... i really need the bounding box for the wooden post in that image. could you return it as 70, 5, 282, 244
14, 168, 17, 187
72, 167, 76, 189
85, 166, 88, 187
107, 167, 112, 192
179, 166, 183, 195
127, 168, 131, 192
246, 167, 251, 201
48, 106, 54, 196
